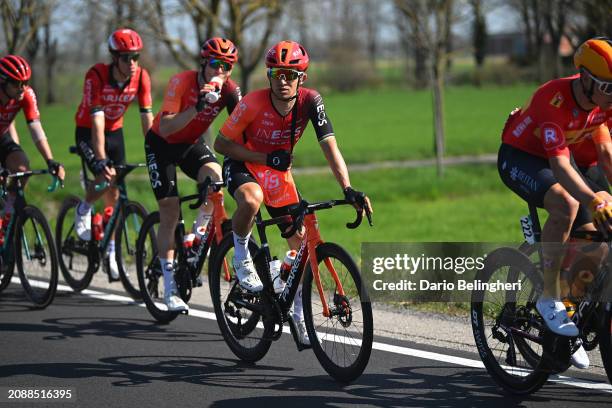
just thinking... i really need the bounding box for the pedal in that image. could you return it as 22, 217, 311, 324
287, 315, 312, 351
195, 276, 204, 287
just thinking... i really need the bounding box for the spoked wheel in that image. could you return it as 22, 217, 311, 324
116, 201, 147, 300
302, 242, 374, 383
599, 303, 612, 385
56, 195, 94, 292
136, 211, 183, 324
471, 247, 549, 395
16, 206, 58, 308
209, 233, 271, 362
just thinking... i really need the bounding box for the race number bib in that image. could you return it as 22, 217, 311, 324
245, 162, 299, 208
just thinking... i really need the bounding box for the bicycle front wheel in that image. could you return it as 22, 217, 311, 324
209, 233, 271, 362
56, 195, 95, 292
16, 206, 58, 308
471, 247, 549, 395
116, 200, 147, 300
303, 242, 373, 383
599, 303, 612, 385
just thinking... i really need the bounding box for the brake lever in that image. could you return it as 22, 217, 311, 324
346, 209, 363, 229
189, 177, 212, 210
281, 212, 304, 239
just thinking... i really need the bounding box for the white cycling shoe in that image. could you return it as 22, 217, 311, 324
164, 290, 189, 313
295, 318, 311, 346
233, 257, 263, 292
269, 259, 286, 294
74, 204, 91, 241
536, 298, 579, 337
570, 344, 590, 369
106, 253, 120, 281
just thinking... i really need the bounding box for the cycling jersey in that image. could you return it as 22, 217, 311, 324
569, 111, 612, 167
74, 63, 152, 131
219, 87, 334, 153
0, 86, 39, 135
502, 74, 610, 159
151, 70, 241, 144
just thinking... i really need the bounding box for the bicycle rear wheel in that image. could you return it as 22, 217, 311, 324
136, 211, 180, 324
209, 233, 271, 362
471, 247, 549, 395
56, 195, 95, 292
303, 242, 373, 383
16, 206, 58, 308
116, 200, 147, 300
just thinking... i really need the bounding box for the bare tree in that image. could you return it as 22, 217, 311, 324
542, 0, 571, 78
396, 0, 453, 176
0, 0, 52, 56
226, 0, 283, 92
469, 0, 487, 86
395, 0, 429, 87
43, 17, 57, 103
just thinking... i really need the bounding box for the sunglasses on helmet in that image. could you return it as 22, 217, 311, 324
206, 58, 233, 72
267, 68, 303, 81
118, 52, 140, 63
586, 70, 612, 95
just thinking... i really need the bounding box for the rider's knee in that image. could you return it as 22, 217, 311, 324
239, 187, 263, 213
547, 189, 579, 225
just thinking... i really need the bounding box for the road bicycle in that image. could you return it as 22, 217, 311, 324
209, 198, 374, 382
0, 169, 61, 308
136, 177, 232, 323
471, 203, 612, 394
55, 145, 147, 299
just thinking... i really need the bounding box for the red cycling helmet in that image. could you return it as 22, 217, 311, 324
200, 37, 238, 63
265, 41, 309, 72
108, 28, 143, 53
0, 55, 31, 82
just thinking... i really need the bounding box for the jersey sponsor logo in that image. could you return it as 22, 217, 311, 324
85, 78, 93, 106
261, 120, 274, 127
101, 92, 136, 103
196, 105, 221, 118
228, 101, 248, 126
146, 152, 162, 189
550, 92, 564, 108
167, 77, 181, 98
255, 126, 303, 142
511, 116, 532, 138
541, 123, 565, 151
104, 103, 127, 120
510, 166, 538, 192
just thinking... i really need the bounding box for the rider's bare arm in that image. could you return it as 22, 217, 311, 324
214, 133, 266, 164
319, 136, 350, 190
7, 121, 19, 144
140, 112, 153, 136
549, 155, 598, 206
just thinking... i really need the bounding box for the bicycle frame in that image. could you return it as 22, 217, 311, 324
254, 210, 347, 318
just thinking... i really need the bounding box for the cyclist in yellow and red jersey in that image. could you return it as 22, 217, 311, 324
73, 28, 153, 281
145, 38, 241, 312
0, 55, 65, 215
498, 38, 612, 369
215, 41, 372, 345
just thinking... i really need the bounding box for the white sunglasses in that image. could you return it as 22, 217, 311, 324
586, 70, 612, 95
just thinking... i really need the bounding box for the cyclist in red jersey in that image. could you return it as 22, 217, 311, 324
73, 28, 153, 281
498, 38, 612, 369
145, 38, 241, 312
215, 41, 372, 345
0, 55, 65, 215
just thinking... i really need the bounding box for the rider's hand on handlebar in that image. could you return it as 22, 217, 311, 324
266, 150, 292, 171
46, 159, 65, 182
92, 158, 115, 182
344, 186, 373, 216
590, 194, 612, 236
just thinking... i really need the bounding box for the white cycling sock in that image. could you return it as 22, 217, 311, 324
107, 239, 115, 255
77, 200, 92, 216
233, 232, 251, 261
292, 284, 303, 322
160, 257, 175, 294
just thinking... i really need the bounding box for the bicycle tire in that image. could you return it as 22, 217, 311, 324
56, 195, 95, 292
471, 247, 549, 395
16, 206, 58, 309
115, 200, 148, 300
0, 243, 15, 293
136, 211, 180, 324
599, 302, 612, 385
302, 242, 373, 383
209, 233, 271, 362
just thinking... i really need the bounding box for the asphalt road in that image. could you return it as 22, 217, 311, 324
1, 283, 611, 408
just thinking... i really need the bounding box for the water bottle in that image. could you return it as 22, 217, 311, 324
279, 250, 297, 281
0, 212, 11, 245
204, 76, 223, 104
103, 206, 113, 226
186, 225, 208, 264
92, 213, 104, 241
